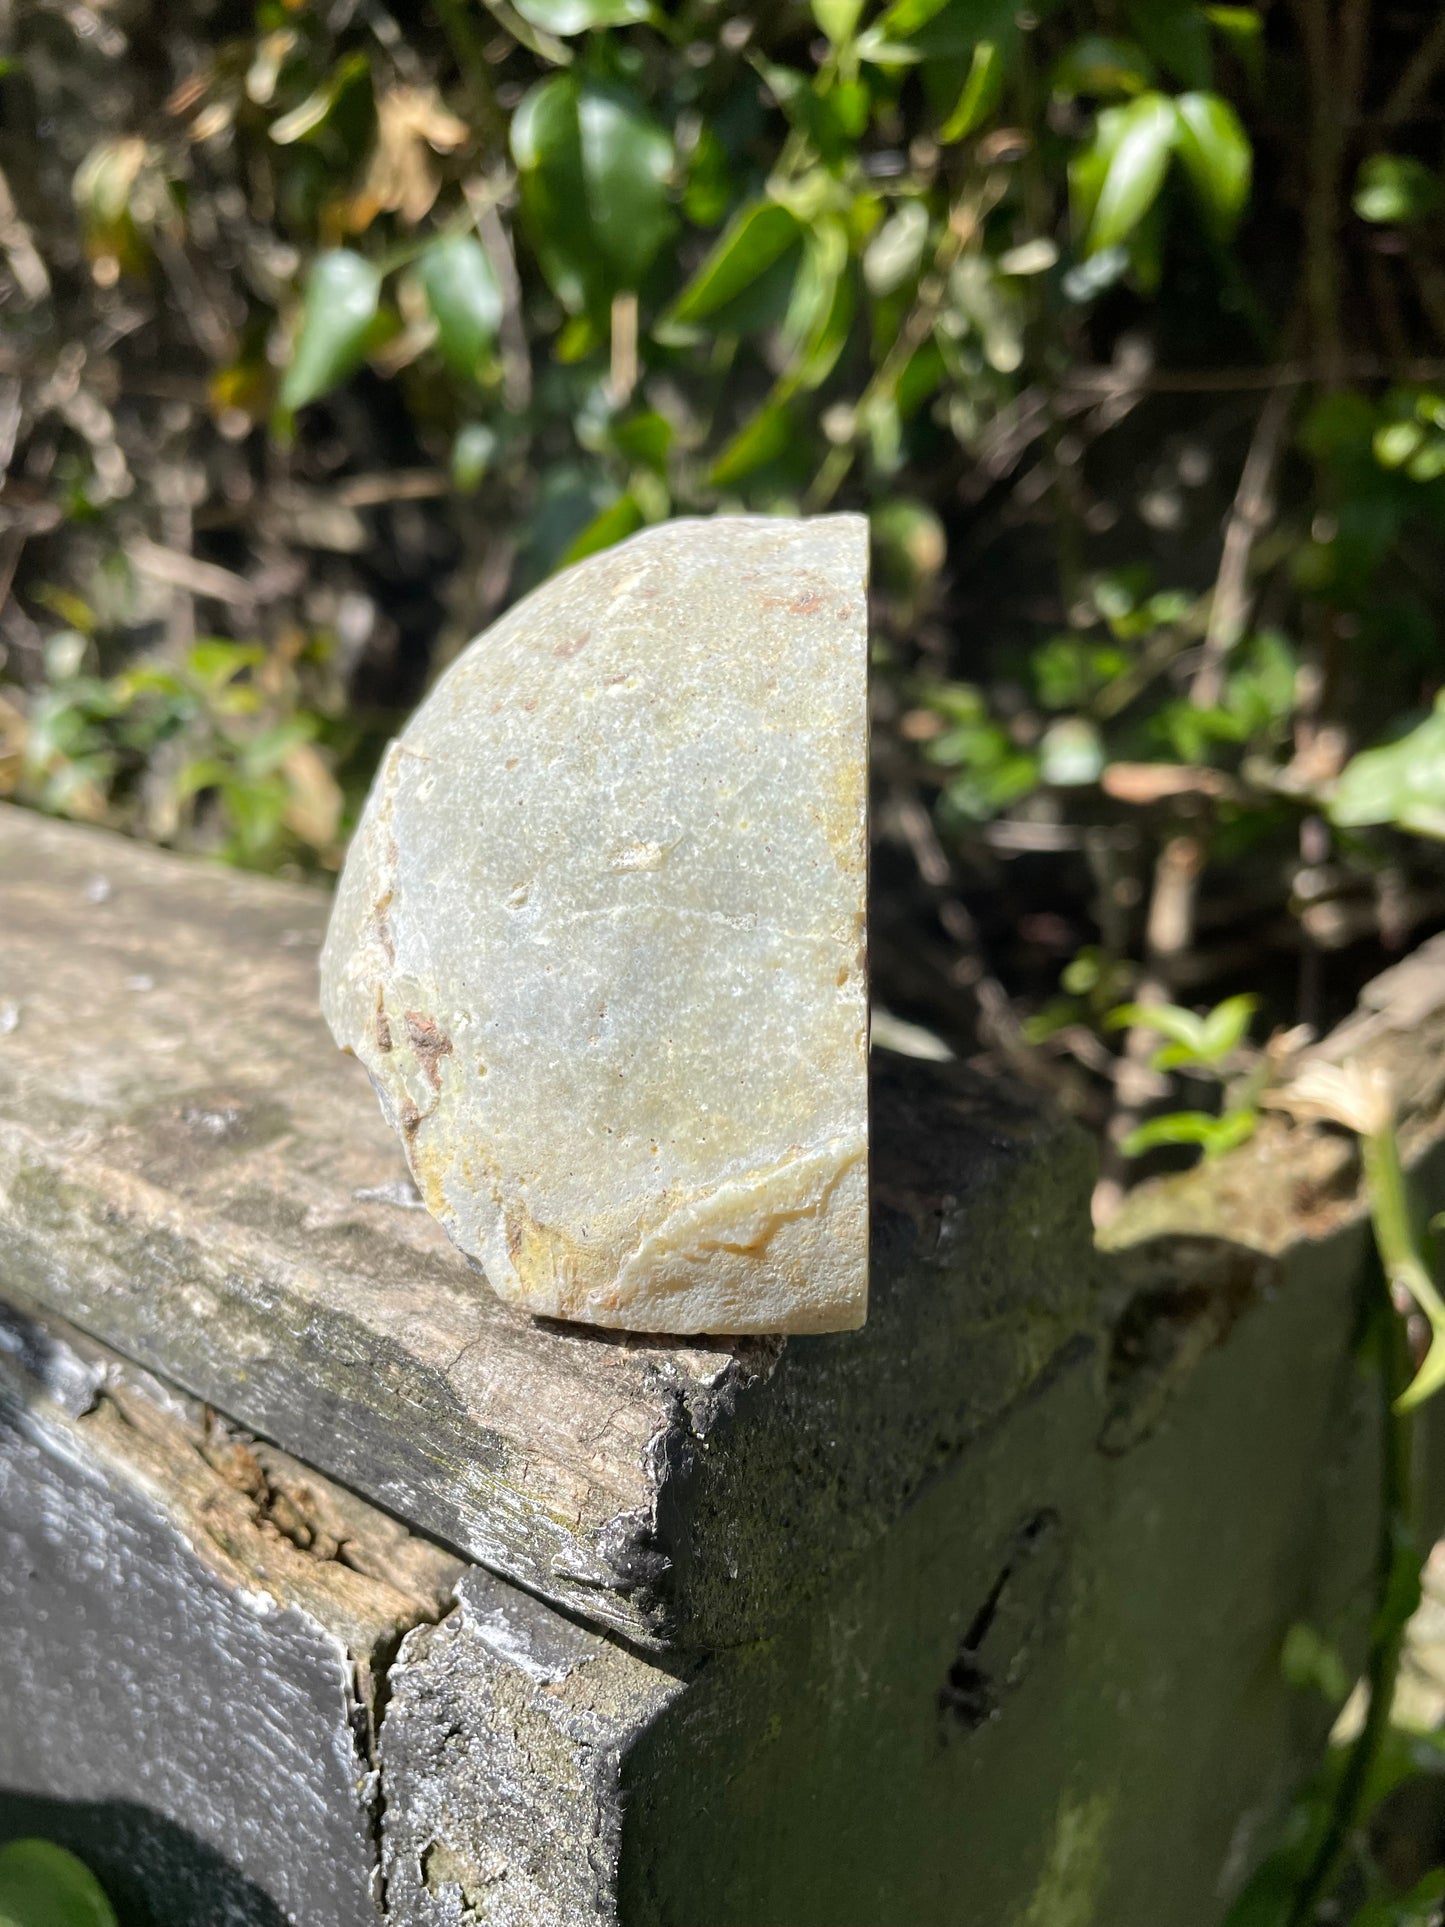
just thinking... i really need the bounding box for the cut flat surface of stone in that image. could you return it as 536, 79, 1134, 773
320, 514, 870, 1335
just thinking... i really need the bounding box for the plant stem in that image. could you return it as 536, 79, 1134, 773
1285, 1277, 1415, 1926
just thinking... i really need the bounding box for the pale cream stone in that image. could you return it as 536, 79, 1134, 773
320, 515, 869, 1334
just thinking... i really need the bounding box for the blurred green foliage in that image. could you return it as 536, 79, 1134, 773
1, 0, 1444, 1172
0, 1839, 116, 1927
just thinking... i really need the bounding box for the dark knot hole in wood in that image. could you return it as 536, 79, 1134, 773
938, 1509, 1066, 1735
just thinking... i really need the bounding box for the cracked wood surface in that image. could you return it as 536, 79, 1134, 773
0, 1292, 462, 1927
0, 803, 1101, 1650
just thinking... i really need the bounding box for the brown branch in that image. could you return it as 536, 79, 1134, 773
1190, 381, 1295, 710
1093, 835, 1205, 1228
1382, 8, 1445, 125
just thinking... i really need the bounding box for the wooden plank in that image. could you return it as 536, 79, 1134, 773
0, 1293, 461, 1927
0, 806, 1106, 1648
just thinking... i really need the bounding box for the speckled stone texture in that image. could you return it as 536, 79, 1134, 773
320, 514, 870, 1335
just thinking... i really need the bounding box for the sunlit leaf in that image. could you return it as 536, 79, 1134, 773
280, 250, 381, 410
1353, 153, 1445, 226
812, 0, 865, 45
781, 219, 854, 390
1106, 1000, 1208, 1052
577, 84, 675, 290
559, 491, 646, 565
1198, 991, 1258, 1060
1039, 716, 1104, 785
512, 76, 674, 311
1173, 91, 1251, 232
0, 1839, 117, 1927
511, 0, 649, 30
419, 233, 502, 381
269, 53, 371, 146
1120, 1107, 1258, 1158
939, 39, 1005, 141
609, 409, 673, 471
709, 400, 794, 486
663, 199, 802, 328
1330, 695, 1445, 841
451, 422, 497, 492
1083, 93, 1178, 253
863, 201, 929, 296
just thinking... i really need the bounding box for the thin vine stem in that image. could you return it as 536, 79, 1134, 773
1285, 1275, 1415, 1927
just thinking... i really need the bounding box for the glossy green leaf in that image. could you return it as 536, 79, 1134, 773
0, 1840, 117, 1927
576, 84, 675, 290
663, 199, 801, 327
511, 0, 650, 30
1330, 695, 1445, 840
1173, 91, 1251, 232
280, 250, 381, 410
938, 38, 1004, 141
1084, 93, 1178, 253
512, 76, 674, 311
1353, 153, 1445, 226
419, 234, 502, 381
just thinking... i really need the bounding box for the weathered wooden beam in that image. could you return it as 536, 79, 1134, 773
0, 1293, 461, 1926
7, 808, 1445, 1921
0, 803, 1101, 1651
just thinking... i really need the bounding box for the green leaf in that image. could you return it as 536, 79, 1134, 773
1330, 694, 1445, 841
1279, 1621, 1352, 1704
419, 234, 502, 381
576, 84, 675, 290
1039, 716, 1104, 785
559, 491, 646, 565
511, 0, 650, 30
1051, 36, 1154, 100
269, 52, 371, 146
863, 201, 929, 296
609, 409, 673, 471
812, 0, 866, 45
1173, 91, 1251, 232
451, 422, 497, 492
280, 250, 381, 410
1125, 0, 1211, 88
1120, 1107, 1258, 1158
1198, 991, 1258, 1060
709, 399, 794, 486
1084, 93, 1178, 253
780, 219, 854, 391
938, 39, 1005, 141
512, 77, 674, 311
1106, 1000, 1208, 1052
1353, 153, 1445, 226
663, 199, 802, 328
0, 1840, 117, 1927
